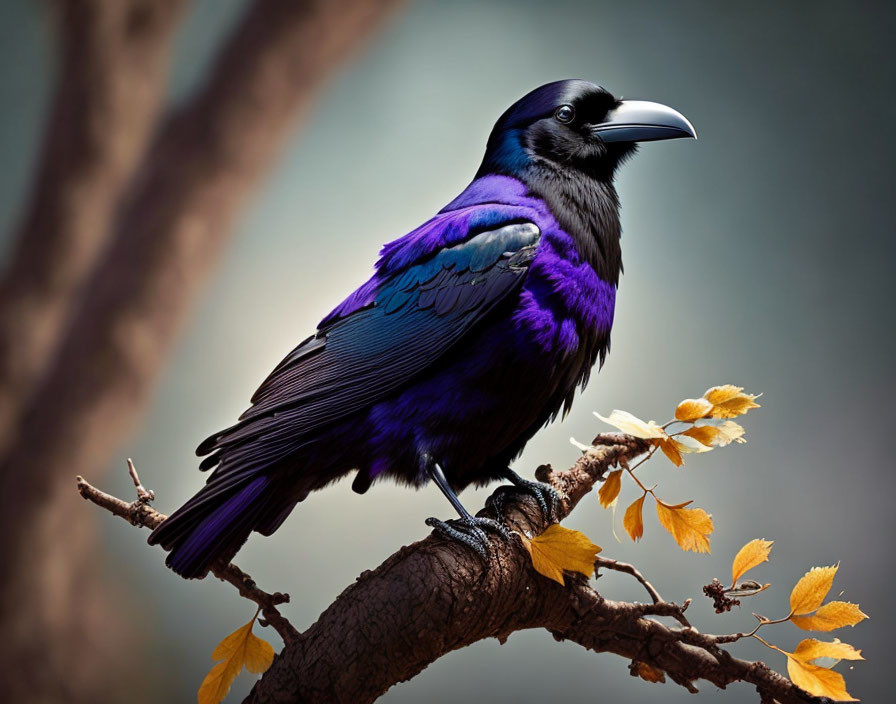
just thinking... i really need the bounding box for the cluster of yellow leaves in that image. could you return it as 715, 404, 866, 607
520, 523, 601, 585
597, 384, 756, 467
721, 542, 868, 701
588, 385, 759, 554
789, 565, 868, 632
613, 487, 714, 554
198, 611, 275, 704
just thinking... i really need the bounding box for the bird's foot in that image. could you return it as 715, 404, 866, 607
425, 515, 510, 559
489, 468, 563, 523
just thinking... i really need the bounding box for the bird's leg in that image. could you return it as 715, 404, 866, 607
485, 467, 563, 523
424, 461, 509, 559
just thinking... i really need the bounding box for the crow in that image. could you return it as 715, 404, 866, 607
148, 79, 695, 578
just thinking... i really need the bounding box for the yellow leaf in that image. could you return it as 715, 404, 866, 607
198, 613, 275, 704
703, 384, 743, 405
594, 410, 665, 439
655, 436, 683, 466
623, 495, 646, 541
675, 397, 713, 421
790, 565, 839, 616
682, 425, 719, 447
787, 657, 857, 701
703, 385, 760, 418
521, 524, 601, 586
791, 602, 869, 632
785, 638, 863, 701
792, 638, 864, 664
634, 661, 666, 683
598, 469, 623, 508
655, 499, 713, 553
682, 421, 746, 448
711, 394, 759, 418
731, 538, 774, 585
715, 420, 747, 445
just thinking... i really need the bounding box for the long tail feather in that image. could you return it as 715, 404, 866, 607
148, 475, 271, 579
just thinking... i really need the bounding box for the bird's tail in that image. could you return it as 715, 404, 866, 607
148, 474, 276, 579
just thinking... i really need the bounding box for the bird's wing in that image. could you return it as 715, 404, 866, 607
196, 218, 541, 479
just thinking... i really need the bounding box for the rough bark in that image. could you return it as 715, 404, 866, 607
0, 0, 188, 454
0, 2, 404, 702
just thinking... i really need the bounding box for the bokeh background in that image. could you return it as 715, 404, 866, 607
1, 0, 893, 702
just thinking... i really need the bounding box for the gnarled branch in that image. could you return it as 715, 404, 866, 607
80, 432, 827, 704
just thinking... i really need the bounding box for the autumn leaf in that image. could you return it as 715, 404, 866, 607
656, 437, 683, 466
521, 524, 601, 586
784, 638, 863, 701
790, 565, 839, 616
598, 469, 623, 508
623, 495, 646, 541
674, 397, 713, 421
791, 602, 868, 632
703, 385, 760, 418
682, 424, 719, 447
655, 499, 713, 553
787, 658, 857, 701
683, 421, 746, 448
792, 638, 864, 663
634, 661, 666, 683
715, 420, 747, 446
198, 611, 275, 704
594, 410, 665, 439
703, 384, 744, 405
731, 538, 773, 586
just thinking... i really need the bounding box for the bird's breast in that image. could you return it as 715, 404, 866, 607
511, 232, 616, 362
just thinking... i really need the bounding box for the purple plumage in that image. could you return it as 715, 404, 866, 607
148, 80, 695, 577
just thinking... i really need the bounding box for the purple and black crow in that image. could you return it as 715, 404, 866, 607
148, 80, 695, 578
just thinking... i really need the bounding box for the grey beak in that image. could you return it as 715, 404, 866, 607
592, 100, 697, 143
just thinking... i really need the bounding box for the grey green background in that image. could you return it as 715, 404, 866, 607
1, 0, 893, 701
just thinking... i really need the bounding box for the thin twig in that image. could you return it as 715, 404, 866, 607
127, 458, 154, 502
595, 556, 692, 627
595, 556, 662, 603
76, 463, 299, 643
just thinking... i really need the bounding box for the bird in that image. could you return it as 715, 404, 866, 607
148, 79, 695, 578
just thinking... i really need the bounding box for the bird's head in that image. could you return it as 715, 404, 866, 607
477, 79, 696, 182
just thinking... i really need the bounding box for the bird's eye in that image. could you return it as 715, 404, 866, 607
554, 104, 575, 124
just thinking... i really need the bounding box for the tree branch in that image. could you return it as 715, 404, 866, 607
76, 462, 298, 644
240, 432, 823, 703
79, 431, 827, 704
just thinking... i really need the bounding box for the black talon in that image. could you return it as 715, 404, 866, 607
425, 515, 510, 558
484, 485, 517, 520
424, 458, 509, 559
499, 467, 563, 522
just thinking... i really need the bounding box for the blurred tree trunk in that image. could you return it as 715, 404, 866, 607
0, 1, 404, 702
0, 0, 188, 455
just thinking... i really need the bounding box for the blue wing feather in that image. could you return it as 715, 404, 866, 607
196, 220, 541, 481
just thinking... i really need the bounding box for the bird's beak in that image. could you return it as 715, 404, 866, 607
592, 100, 697, 143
